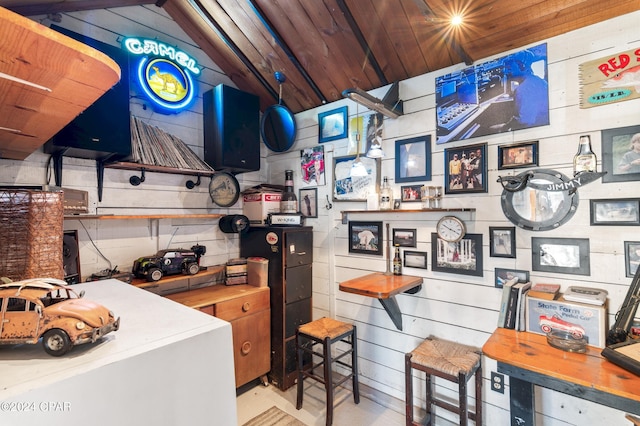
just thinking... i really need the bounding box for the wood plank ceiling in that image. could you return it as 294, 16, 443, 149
3, 0, 640, 114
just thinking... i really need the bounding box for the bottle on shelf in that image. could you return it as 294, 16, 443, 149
393, 244, 402, 275
379, 176, 392, 210
573, 135, 597, 176
280, 169, 298, 213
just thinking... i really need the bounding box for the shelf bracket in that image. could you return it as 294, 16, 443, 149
377, 284, 422, 331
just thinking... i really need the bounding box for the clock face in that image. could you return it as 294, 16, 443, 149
436, 216, 466, 242
209, 172, 240, 207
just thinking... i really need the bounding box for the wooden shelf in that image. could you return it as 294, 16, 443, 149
340, 208, 475, 223
65, 214, 223, 220
104, 162, 215, 177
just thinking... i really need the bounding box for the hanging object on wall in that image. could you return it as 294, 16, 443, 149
261, 72, 297, 152
123, 37, 199, 113
579, 46, 640, 108
219, 215, 250, 234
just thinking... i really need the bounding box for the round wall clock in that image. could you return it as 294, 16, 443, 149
436, 216, 466, 242
209, 172, 240, 207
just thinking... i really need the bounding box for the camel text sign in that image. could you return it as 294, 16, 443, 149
123, 37, 198, 113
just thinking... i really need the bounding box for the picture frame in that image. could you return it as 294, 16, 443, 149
300, 146, 326, 187
299, 188, 318, 218
489, 226, 516, 258
404, 250, 428, 269
348, 221, 383, 256
431, 233, 483, 277
332, 155, 380, 202
444, 143, 488, 194
494, 268, 530, 288
318, 106, 348, 143
590, 198, 640, 225
497, 141, 538, 170
532, 237, 590, 276
624, 241, 640, 278
393, 199, 401, 209
393, 228, 416, 247
401, 185, 422, 202
602, 125, 640, 183
395, 135, 431, 183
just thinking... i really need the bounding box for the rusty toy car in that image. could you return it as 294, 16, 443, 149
132, 246, 205, 282
0, 277, 120, 356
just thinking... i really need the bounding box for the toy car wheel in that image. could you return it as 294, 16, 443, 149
148, 267, 163, 282
42, 329, 72, 356
186, 262, 200, 275
540, 324, 552, 333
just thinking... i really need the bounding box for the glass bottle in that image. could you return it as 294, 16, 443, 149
393, 244, 402, 275
379, 176, 392, 210
280, 170, 298, 213
573, 135, 597, 176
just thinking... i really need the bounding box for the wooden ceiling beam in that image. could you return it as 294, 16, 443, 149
3, 0, 156, 16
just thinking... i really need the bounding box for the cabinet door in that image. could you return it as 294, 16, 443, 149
285, 298, 312, 338
285, 230, 313, 267
285, 264, 312, 303
231, 309, 270, 387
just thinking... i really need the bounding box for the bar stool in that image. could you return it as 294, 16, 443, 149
296, 317, 360, 426
405, 337, 482, 426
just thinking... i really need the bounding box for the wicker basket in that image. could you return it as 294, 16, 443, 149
0, 189, 64, 281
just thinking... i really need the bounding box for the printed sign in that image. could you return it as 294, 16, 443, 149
579, 47, 640, 108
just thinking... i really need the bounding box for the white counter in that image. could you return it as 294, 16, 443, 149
0, 279, 237, 426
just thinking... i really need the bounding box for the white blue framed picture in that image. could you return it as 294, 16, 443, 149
395, 135, 431, 183
318, 106, 348, 143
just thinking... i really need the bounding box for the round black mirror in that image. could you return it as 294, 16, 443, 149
260, 104, 297, 152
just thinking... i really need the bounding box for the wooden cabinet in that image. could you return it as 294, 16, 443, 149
165, 284, 270, 388
240, 226, 313, 391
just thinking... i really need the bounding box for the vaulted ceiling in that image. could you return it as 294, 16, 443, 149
4, 0, 640, 114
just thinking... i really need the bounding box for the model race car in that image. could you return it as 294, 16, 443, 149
132, 245, 205, 282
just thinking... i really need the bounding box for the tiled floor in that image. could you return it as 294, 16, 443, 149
236, 380, 405, 426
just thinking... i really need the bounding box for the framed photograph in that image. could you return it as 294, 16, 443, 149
318, 106, 348, 143
401, 185, 422, 202
393, 199, 401, 209
444, 143, 488, 194
348, 221, 383, 256
395, 135, 431, 183
498, 141, 538, 170
332, 155, 380, 202
602, 125, 640, 183
489, 226, 516, 258
532, 237, 590, 276
431, 233, 483, 277
624, 241, 640, 278
299, 188, 318, 218
494, 268, 530, 288
590, 198, 640, 225
404, 250, 428, 269
348, 112, 383, 155
300, 146, 325, 187
393, 228, 416, 247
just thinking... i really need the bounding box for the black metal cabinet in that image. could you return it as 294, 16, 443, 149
240, 226, 313, 390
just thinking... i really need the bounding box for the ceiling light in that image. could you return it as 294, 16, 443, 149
451, 15, 463, 26
365, 114, 384, 158
342, 82, 403, 119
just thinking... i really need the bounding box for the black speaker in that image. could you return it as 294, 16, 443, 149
203, 85, 260, 173
44, 26, 131, 161
63, 230, 81, 284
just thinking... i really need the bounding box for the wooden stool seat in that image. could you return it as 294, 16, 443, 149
296, 317, 360, 426
405, 338, 482, 426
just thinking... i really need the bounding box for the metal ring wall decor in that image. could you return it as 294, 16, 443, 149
499, 169, 579, 231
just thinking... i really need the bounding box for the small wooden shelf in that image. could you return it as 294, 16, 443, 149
340, 208, 475, 223
104, 162, 216, 177
64, 214, 223, 220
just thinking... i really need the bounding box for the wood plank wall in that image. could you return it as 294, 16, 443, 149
1, 5, 638, 425
268, 10, 640, 425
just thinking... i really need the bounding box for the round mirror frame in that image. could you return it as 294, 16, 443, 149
260, 104, 297, 152
500, 168, 579, 231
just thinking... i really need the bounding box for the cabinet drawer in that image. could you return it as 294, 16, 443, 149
232, 309, 271, 387
214, 289, 269, 321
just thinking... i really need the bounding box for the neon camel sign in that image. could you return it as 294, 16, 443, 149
123, 37, 199, 113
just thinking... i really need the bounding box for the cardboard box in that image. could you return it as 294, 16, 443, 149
243, 192, 281, 225
525, 295, 607, 348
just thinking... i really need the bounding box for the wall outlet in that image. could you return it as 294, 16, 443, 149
491, 372, 504, 393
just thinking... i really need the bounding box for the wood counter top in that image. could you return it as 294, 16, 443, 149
339, 272, 423, 299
